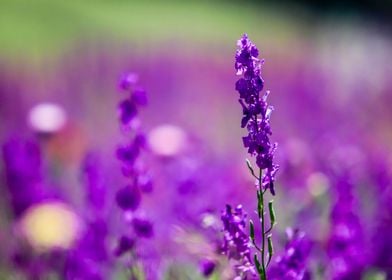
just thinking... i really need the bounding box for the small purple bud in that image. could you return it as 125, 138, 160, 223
114, 235, 135, 257
116, 144, 140, 166
119, 72, 138, 91
118, 99, 137, 125
199, 259, 216, 277
132, 218, 153, 238
115, 185, 141, 211
137, 174, 153, 193
132, 87, 148, 106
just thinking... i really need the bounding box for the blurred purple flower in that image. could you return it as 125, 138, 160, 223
82, 152, 106, 211
114, 235, 135, 257
132, 217, 154, 238
117, 73, 148, 126
199, 259, 216, 277
118, 72, 138, 91
63, 217, 108, 279
115, 184, 141, 211
221, 204, 255, 277
2, 138, 51, 217
269, 229, 312, 280
118, 99, 137, 125
113, 72, 155, 280
326, 174, 366, 280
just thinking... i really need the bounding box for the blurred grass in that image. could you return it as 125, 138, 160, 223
0, 0, 308, 61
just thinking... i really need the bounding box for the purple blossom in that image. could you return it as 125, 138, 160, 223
118, 99, 137, 125
114, 236, 135, 257
117, 72, 148, 126
132, 87, 148, 106
2, 138, 51, 217
235, 34, 279, 195
115, 184, 141, 211
269, 229, 312, 280
221, 205, 255, 277
118, 72, 138, 91
116, 143, 140, 167
132, 217, 154, 238
62, 219, 109, 280
326, 174, 366, 280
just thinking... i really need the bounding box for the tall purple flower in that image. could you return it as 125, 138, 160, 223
223, 34, 280, 280
326, 173, 366, 280
2, 139, 50, 217
235, 34, 279, 195
114, 72, 154, 278
115, 73, 152, 212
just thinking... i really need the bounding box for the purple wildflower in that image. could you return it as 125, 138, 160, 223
117, 72, 148, 126
115, 73, 151, 211
326, 174, 366, 279
2, 138, 51, 217
235, 34, 279, 195
269, 229, 312, 280
113, 72, 154, 280
221, 205, 255, 277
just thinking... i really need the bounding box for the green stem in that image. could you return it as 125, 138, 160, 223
258, 168, 267, 280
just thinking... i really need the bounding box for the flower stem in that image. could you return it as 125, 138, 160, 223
258, 168, 267, 280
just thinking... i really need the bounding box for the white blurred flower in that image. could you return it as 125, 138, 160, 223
148, 124, 187, 156
28, 103, 67, 133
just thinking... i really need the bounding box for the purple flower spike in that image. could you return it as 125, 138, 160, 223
132, 217, 154, 238
117, 72, 148, 126
221, 205, 254, 277
115, 185, 141, 211
235, 34, 279, 195
114, 72, 154, 276
2, 138, 52, 217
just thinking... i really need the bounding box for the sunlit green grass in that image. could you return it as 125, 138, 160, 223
0, 0, 307, 60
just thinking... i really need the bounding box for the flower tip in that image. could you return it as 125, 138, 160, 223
119, 72, 139, 91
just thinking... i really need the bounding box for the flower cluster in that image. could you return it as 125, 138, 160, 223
2, 139, 50, 217
114, 73, 154, 259
235, 34, 279, 195
221, 205, 255, 278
